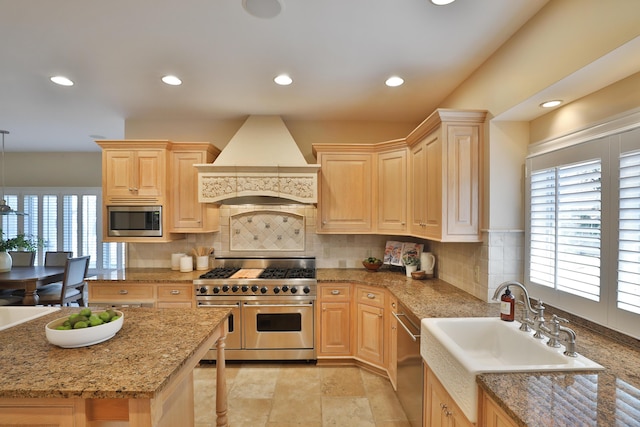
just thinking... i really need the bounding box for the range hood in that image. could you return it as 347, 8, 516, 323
196, 116, 320, 204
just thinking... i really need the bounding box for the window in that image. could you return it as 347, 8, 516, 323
526, 118, 640, 339
1, 187, 125, 272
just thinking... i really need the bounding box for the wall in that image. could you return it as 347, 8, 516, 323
125, 118, 417, 164
530, 71, 640, 143
4, 152, 101, 187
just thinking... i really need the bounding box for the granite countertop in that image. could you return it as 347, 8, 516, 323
0, 307, 230, 399
87, 267, 640, 425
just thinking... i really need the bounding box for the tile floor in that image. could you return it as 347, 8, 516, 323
194, 362, 411, 427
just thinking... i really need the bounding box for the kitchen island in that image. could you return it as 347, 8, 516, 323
0, 307, 230, 427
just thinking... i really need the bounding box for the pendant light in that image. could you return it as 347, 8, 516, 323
0, 130, 26, 216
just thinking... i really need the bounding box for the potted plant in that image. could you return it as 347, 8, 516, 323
0, 230, 44, 272
402, 253, 420, 277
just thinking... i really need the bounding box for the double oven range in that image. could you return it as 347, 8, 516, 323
194, 257, 316, 361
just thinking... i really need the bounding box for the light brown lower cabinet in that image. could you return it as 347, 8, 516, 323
88, 281, 196, 308
479, 389, 519, 427
355, 286, 385, 366
424, 362, 473, 427
317, 283, 352, 355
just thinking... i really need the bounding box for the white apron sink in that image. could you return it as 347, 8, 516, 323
420, 317, 603, 423
0, 306, 61, 331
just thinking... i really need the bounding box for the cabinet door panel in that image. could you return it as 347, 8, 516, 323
104, 151, 135, 197
446, 124, 479, 237
172, 151, 205, 229
424, 131, 443, 240
320, 301, 351, 354
319, 153, 373, 232
378, 149, 407, 233
356, 303, 384, 365
136, 150, 165, 197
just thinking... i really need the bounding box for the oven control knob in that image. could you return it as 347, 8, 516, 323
213, 286, 221, 294
281, 285, 289, 292
260, 287, 268, 294
303, 286, 311, 294
199, 287, 207, 294
273, 286, 280, 294
241, 285, 249, 293
251, 285, 259, 293
222, 285, 230, 292
290, 287, 298, 294
232, 285, 239, 293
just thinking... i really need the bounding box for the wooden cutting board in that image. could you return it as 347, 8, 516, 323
230, 269, 264, 279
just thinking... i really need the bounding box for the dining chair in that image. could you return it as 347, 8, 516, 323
8, 251, 36, 267
44, 251, 73, 267
37, 256, 90, 307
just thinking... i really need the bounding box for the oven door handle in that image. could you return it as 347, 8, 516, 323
392, 312, 420, 342
198, 303, 241, 308
242, 302, 313, 307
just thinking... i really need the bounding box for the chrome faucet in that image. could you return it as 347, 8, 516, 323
492, 281, 539, 332
492, 281, 579, 357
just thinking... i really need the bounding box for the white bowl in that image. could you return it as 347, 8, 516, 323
45, 310, 124, 348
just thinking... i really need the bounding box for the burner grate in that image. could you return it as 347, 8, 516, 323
286, 268, 316, 279
199, 267, 240, 279
259, 268, 288, 279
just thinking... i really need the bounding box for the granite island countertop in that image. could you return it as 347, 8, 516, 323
0, 306, 230, 399
88, 267, 640, 426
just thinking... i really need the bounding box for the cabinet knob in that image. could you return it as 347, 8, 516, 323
367, 293, 375, 299
170, 290, 181, 295
119, 289, 128, 295
331, 290, 340, 295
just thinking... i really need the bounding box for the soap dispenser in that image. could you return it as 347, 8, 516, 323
500, 286, 515, 322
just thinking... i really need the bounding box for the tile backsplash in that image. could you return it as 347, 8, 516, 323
127, 205, 525, 303
229, 210, 305, 251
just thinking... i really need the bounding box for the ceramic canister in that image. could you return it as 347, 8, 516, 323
171, 252, 186, 270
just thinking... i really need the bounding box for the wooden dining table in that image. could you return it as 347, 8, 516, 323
0, 266, 65, 305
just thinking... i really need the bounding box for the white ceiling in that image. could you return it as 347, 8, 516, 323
0, 0, 551, 152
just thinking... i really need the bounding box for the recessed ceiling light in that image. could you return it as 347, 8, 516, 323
385, 76, 404, 87
274, 74, 293, 86
162, 75, 182, 86
243, 0, 283, 19
431, 0, 456, 5
50, 76, 74, 86
540, 100, 563, 108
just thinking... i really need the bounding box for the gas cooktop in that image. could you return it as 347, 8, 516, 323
198, 266, 316, 280
194, 257, 317, 297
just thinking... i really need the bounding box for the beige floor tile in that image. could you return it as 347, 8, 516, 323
320, 365, 366, 397
275, 363, 321, 397
228, 363, 281, 399
269, 393, 322, 423
228, 397, 272, 427
322, 396, 376, 427
194, 363, 409, 427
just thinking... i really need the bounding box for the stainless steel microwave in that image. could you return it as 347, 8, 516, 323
107, 206, 162, 237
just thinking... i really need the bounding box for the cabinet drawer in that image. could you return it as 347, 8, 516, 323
356, 286, 385, 307
157, 284, 193, 302
90, 283, 155, 301
320, 284, 351, 301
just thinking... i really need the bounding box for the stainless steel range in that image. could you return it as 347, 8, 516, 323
194, 257, 316, 361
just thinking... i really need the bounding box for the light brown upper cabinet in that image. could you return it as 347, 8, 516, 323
98, 140, 170, 205
313, 146, 374, 233
313, 139, 407, 235
407, 109, 486, 242
169, 142, 221, 233
377, 142, 408, 234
